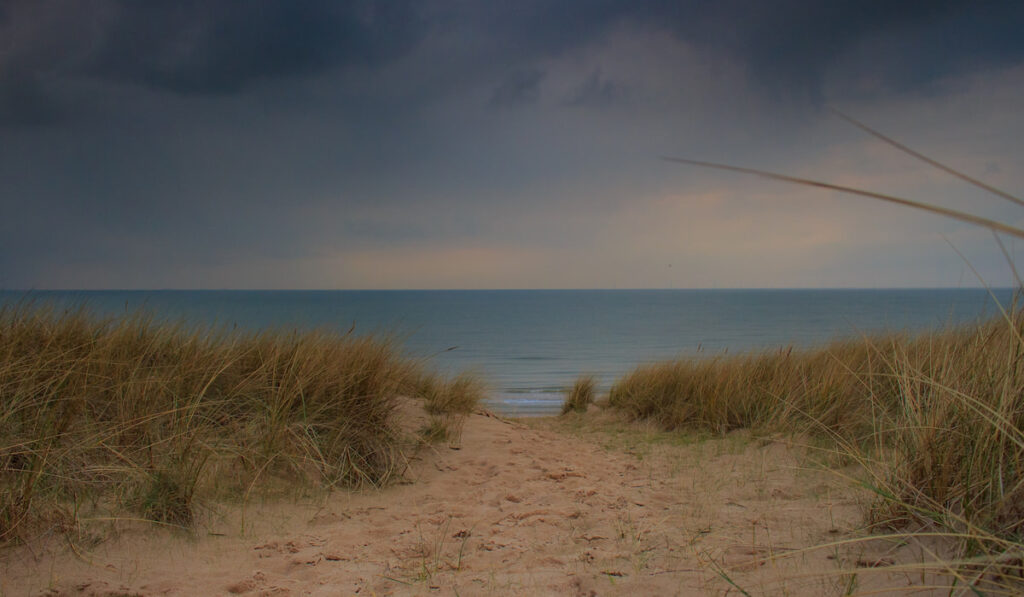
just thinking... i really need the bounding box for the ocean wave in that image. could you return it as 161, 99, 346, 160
499, 387, 564, 395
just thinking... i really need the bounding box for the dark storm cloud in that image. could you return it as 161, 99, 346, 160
489, 69, 545, 107
0, 0, 426, 125
588, 0, 1024, 100
0, 69, 66, 125
83, 0, 424, 95
661, 0, 967, 93
1, 0, 1023, 289
3, 0, 1022, 121
564, 69, 630, 108
417, 0, 1024, 103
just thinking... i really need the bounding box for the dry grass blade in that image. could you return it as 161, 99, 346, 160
829, 107, 1024, 209
662, 156, 1024, 240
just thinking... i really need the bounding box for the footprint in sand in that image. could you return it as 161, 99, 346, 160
226, 571, 268, 594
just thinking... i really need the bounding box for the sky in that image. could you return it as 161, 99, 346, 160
2, 0, 1024, 290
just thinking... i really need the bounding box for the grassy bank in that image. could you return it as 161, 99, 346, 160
601, 308, 1024, 585
0, 304, 480, 545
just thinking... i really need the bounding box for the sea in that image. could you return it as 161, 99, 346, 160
1, 289, 1015, 416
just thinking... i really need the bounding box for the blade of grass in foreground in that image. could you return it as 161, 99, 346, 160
661, 156, 1024, 240
829, 108, 1024, 210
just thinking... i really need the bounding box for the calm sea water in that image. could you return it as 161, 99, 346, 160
1, 289, 1014, 415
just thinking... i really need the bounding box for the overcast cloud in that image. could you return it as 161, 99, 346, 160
2, 0, 1023, 289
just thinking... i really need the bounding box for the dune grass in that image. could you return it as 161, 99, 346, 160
413, 372, 486, 445
0, 304, 480, 545
561, 374, 597, 415
640, 111, 1024, 589
607, 313, 1024, 591
608, 314, 1024, 536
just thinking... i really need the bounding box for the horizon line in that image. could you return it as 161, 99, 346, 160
2, 286, 1016, 293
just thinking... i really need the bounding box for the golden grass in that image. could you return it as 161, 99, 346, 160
419, 372, 486, 417
651, 112, 1024, 590
0, 304, 480, 544
561, 374, 597, 415
605, 306, 1024, 593
414, 372, 486, 445
608, 315, 1024, 532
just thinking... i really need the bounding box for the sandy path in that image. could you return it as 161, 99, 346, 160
3, 409, 943, 596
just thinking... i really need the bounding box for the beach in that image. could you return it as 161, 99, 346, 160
2, 401, 950, 596
5, 3, 1023, 594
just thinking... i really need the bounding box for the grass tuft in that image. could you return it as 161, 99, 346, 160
419, 373, 485, 417
0, 304, 477, 544
561, 375, 597, 415
413, 373, 485, 445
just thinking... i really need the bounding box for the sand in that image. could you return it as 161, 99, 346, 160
2, 405, 952, 596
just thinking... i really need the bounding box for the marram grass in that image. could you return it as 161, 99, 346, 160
561, 374, 597, 415
0, 304, 480, 544
606, 313, 1024, 592
607, 315, 1024, 538
656, 112, 1024, 590
415, 371, 486, 445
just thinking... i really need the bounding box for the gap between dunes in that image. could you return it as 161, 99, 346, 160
2, 402, 951, 596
